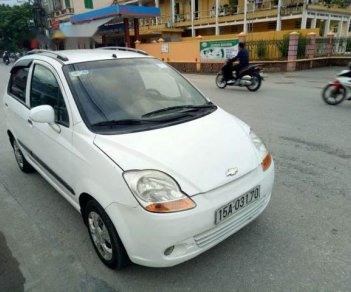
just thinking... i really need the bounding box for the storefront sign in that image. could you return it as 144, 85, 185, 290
161, 43, 169, 53
200, 40, 239, 61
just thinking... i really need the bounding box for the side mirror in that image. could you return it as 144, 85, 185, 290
30, 105, 55, 124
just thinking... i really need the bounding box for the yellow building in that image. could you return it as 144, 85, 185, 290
47, 0, 351, 44
48, 0, 115, 22
137, 0, 351, 41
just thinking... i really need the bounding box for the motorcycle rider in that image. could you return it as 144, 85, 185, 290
222, 42, 249, 84
2, 50, 10, 65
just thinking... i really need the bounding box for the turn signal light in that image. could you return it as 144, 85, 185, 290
145, 198, 196, 213
262, 153, 272, 171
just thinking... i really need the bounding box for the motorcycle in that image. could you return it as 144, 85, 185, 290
10, 52, 21, 61
322, 64, 351, 105
216, 61, 263, 92
2, 51, 10, 65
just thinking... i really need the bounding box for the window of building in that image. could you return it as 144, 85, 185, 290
84, 0, 94, 9
267, 22, 277, 30
30, 65, 69, 126
9, 67, 29, 103
231, 26, 238, 33
65, 0, 71, 8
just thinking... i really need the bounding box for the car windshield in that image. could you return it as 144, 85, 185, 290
64, 58, 215, 133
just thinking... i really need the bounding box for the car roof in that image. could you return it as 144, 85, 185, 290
19, 48, 151, 66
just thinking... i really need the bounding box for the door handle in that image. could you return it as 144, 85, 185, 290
4, 103, 8, 107
27, 119, 33, 125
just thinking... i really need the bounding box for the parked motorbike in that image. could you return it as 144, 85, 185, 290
322, 64, 351, 105
216, 61, 263, 92
10, 52, 21, 61
2, 51, 10, 65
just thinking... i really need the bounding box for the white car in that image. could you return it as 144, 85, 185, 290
3, 48, 274, 269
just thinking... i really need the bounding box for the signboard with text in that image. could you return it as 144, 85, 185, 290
161, 43, 169, 53
200, 40, 239, 61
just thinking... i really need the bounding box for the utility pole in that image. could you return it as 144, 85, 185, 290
243, 0, 247, 33
30, 0, 50, 48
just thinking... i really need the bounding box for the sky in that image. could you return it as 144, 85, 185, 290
0, 0, 27, 6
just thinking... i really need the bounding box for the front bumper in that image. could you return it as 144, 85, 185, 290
105, 162, 274, 267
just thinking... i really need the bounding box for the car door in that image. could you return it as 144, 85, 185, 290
4, 61, 32, 150
27, 61, 76, 197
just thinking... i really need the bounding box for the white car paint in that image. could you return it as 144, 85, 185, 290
94, 108, 260, 195
3, 49, 275, 268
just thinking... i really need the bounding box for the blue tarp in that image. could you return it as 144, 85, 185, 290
71, 5, 161, 24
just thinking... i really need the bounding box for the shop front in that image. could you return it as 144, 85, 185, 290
57, 4, 160, 49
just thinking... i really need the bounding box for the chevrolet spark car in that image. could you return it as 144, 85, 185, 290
3, 48, 274, 269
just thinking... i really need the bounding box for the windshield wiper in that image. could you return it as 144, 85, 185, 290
91, 118, 160, 127
142, 103, 216, 118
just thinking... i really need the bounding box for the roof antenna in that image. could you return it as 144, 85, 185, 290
112, 54, 117, 58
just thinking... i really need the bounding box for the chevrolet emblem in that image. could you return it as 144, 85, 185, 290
226, 168, 239, 177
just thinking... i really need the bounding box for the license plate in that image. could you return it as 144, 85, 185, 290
215, 186, 260, 225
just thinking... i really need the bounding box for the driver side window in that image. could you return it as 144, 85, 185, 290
30, 64, 69, 127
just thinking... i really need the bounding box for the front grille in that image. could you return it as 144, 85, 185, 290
194, 194, 270, 248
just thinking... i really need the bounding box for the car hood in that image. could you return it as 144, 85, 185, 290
94, 108, 260, 195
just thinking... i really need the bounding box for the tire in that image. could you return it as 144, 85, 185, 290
215, 73, 227, 89
322, 84, 346, 105
12, 140, 35, 173
246, 73, 262, 92
85, 200, 130, 269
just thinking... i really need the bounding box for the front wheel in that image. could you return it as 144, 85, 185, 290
322, 83, 346, 105
85, 200, 130, 269
13, 140, 35, 173
215, 73, 227, 89
246, 73, 262, 92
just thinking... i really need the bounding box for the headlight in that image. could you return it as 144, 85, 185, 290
249, 130, 272, 171
123, 170, 196, 213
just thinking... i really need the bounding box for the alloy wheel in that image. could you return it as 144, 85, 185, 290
88, 211, 113, 261
13, 141, 24, 169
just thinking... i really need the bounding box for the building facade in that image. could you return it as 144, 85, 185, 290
46, 0, 116, 22
44, 0, 351, 47
138, 0, 351, 40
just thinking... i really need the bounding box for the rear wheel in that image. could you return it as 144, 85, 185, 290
246, 73, 261, 92
215, 73, 227, 89
322, 83, 346, 105
13, 140, 35, 173
85, 200, 130, 269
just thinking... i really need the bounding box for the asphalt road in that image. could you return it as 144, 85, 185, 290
0, 63, 350, 292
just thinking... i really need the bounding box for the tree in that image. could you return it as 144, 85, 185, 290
0, 3, 34, 51
277, 35, 290, 59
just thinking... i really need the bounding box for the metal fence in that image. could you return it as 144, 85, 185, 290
247, 37, 351, 61
246, 39, 289, 61
315, 38, 329, 57
315, 38, 351, 57
332, 38, 351, 56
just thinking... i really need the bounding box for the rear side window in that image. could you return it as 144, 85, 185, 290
30, 64, 69, 127
9, 67, 29, 103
